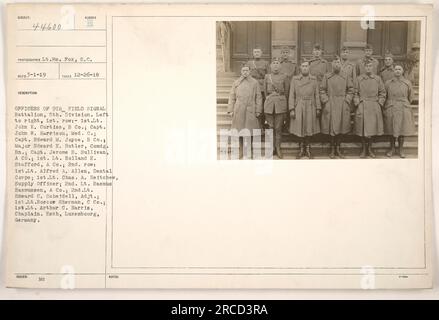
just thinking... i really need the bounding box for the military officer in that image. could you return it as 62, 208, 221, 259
279, 46, 297, 82
227, 64, 263, 159
383, 64, 415, 158
263, 57, 290, 159
246, 47, 270, 130
340, 46, 356, 82
308, 43, 328, 84
246, 47, 270, 100
320, 56, 354, 158
380, 52, 396, 83
353, 61, 386, 158
289, 60, 321, 159
356, 44, 380, 76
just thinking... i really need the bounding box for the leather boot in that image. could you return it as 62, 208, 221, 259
398, 136, 406, 158
335, 143, 345, 159
275, 142, 283, 159
305, 142, 313, 159
367, 139, 376, 158
328, 139, 336, 159
359, 139, 367, 158
296, 142, 305, 159
386, 137, 396, 157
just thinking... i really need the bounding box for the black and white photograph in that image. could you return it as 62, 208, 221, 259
217, 20, 421, 159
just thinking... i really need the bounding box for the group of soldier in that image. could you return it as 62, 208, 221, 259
227, 43, 416, 159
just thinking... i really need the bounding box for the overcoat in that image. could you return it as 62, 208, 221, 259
280, 59, 296, 82
380, 65, 395, 83
353, 74, 386, 137
227, 76, 263, 134
341, 59, 356, 82
263, 72, 290, 114
288, 74, 321, 137
356, 57, 379, 76
320, 72, 354, 136
309, 57, 328, 83
383, 77, 416, 137
246, 59, 270, 93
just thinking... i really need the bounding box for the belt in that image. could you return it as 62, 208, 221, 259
267, 92, 285, 96
298, 96, 313, 100
360, 97, 378, 101
332, 94, 345, 97
388, 98, 409, 103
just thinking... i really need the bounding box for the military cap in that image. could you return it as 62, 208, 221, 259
364, 43, 373, 50
341, 46, 349, 52
281, 46, 290, 51
271, 56, 281, 62
313, 43, 322, 50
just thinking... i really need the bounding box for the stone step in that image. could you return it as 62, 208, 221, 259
216, 120, 419, 132
218, 141, 418, 159
217, 149, 418, 160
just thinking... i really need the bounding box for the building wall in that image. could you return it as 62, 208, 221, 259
270, 21, 420, 63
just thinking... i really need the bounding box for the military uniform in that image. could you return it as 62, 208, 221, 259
380, 65, 395, 83
353, 73, 386, 137
383, 77, 415, 137
264, 72, 289, 156
279, 58, 296, 82
320, 71, 354, 136
227, 75, 263, 134
340, 59, 356, 82
246, 59, 270, 96
288, 74, 321, 137
356, 57, 380, 76
309, 57, 328, 83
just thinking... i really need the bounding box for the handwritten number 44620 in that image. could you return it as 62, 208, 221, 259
32, 23, 62, 31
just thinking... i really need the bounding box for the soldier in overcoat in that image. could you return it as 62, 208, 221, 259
309, 43, 328, 84
320, 57, 354, 158
246, 47, 270, 129
340, 46, 356, 82
356, 44, 380, 76
289, 60, 321, 159
279, 46, 297, 83
383, 64, 416, 158
227, 64, 263, 158
380, 52, 396, 83
263, 57, 290, 159
353, 61, 387, 158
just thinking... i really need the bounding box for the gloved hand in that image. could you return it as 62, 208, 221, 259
290, 109, 296, 120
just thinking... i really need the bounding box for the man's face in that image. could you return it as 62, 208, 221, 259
300, 62, 310, 75
340, 49, 349, 60
384, 57, 394, 67
281, 50, 289, 59
312, 48, 322, 57
394, 65, 403, 77
271, 61, 280, 73
365, 48, 373, 57
253, 49, 262, 58
241, 66, 250, 78
332, 60, 341, 72
365, 63, 373, 74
